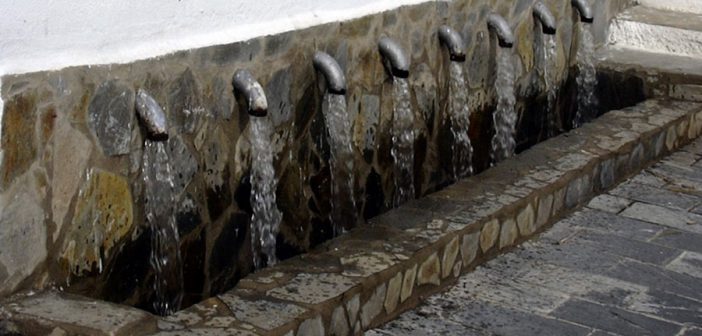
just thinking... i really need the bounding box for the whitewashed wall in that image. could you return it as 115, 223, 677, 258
0, 0, 434, 76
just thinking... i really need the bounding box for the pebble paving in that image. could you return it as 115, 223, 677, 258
370, 138, 702, 336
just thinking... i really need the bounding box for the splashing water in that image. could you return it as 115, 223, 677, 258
541, 35, 560, 138
448, 62, 474, 179
491, 50, 517, 164
391, 78, 415, 207
143, 141, 183, 316
249, 116, 283, 269
573, 23, 598, 128
322, 93, 357, 236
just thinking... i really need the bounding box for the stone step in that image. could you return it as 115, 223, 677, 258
636, 0, 702, 15
597, 47, 702, 101
607, 6, 702, 57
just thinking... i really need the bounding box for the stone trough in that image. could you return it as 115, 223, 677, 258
3, 0, 702, 335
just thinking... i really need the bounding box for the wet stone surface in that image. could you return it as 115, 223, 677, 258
7, 291, 152, 335
217, 294, 306, 331
372, 137, 702, 335
88, 80, 134, 156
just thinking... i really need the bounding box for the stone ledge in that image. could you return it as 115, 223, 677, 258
597, 47, 702, 102
2, 98, 701, 336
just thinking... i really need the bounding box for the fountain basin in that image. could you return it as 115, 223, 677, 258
0, 0, 658, 327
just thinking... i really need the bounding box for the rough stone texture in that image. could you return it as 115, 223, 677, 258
330, 306, 349, 336
384, 273, 402, 314
217, 294, 306, 331
440, 237, 460, 279
168, 135, 198, 197
587, 194, 631, 214
480, 219, 500, 252
621, 202, 702, 234
536, 193, 554, 228
340, 252, 397, 277
87, 80, 134, 156
1, 92, 37, 189
0, 1, 692, 333
400, 265, 417, 303
297, 316, 324, 336
499, 219, 518, 249
346, 294, 360, 327
267, 273, 357, 305
361, 283, 387, 328
460, 232, 480, 267
416, 253, 440, 286
3, 94, 700, 335
0, 176, 46, 294
6, 292, 151, 335
61, 169, 134, 275
516, 204, 536, 236
51, 122, 92, 241
374, 137, 702, 336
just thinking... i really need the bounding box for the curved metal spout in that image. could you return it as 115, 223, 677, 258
232, 69, 268, 117
487, 14, 515, 48
438, 25, 466, 62
135, 89, 168, 141
533, 2, 557, 35
313, 51, 347, 95
378, 36, 410, 78
571, 0, 594, 23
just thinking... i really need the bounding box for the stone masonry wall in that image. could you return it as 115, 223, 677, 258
0, 0, 630, 311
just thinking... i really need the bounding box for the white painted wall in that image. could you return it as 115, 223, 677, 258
0, 0, 435, 76
637, 0, 702, 14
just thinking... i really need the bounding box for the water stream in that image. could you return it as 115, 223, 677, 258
143, 141, 183, 316
448, 62, 474, 179
249, 116, 283, 269
391, 78, 416, 207
491, 50, 517, 164
322, 93, 357, 236
541, 35, 559, 138
573, 23, 598, 128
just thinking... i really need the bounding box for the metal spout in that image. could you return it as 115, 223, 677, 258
312, 51, 347, 95
378, 36, 410, 78
232, 69, 268, 117
487, 14, 515, 48
571, 0, 594, 23
533, 2, 558, 35
438, 25, 466, 62
135, 89, 168, 141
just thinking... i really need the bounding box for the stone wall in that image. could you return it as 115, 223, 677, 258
0, 0, 630, 311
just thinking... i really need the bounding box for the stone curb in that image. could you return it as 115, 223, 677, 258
3, 98, 701, 336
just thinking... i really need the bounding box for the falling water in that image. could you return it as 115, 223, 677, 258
491, 50, 517, 164
391, 78, 415, 207
143, 141, 183, 316
322, 93, 357, 236
249, 116, 283, 269
448, 62, 474, 179
542, 35, 559, 138
573, 23, 598, 128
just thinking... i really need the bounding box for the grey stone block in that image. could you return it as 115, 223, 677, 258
88, 80, 134, 156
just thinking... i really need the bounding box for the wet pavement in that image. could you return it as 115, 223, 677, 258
370, 138, 702, 336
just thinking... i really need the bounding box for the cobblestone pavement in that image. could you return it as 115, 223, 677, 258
369, 139, 702, 336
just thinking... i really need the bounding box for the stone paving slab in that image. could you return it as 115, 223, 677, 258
373, 136, 702, 336
2, 98, 701, 335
